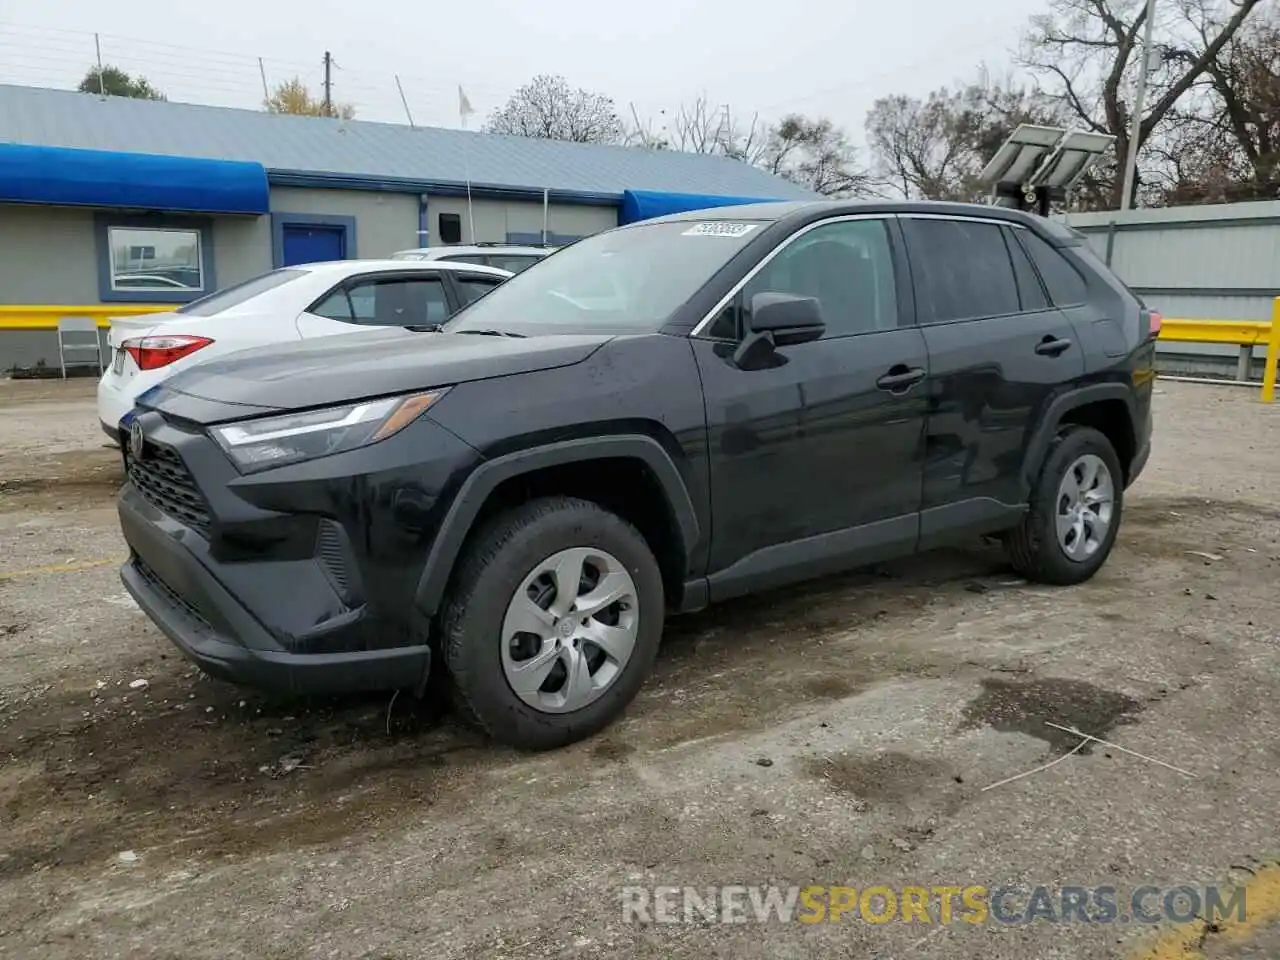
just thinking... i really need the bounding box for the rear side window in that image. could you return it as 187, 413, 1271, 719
312, 276, 451, 326
1017, 231, 1089, 306
439, 254, 488, 267
1002, 227, 1050, 312
902, 218, 1019, 323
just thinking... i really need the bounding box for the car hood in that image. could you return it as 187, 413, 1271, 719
141, 326, 611, 424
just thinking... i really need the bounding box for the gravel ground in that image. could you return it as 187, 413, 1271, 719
1, 378, 1278, 960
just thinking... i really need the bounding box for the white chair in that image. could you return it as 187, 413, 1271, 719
56, 317, 104, 379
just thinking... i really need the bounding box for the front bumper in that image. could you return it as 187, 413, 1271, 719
112, 406, 479, 696
119, 484, 431, 695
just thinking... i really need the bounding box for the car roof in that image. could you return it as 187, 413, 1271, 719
296, 259, 513, 278
637, 198, 1057, 234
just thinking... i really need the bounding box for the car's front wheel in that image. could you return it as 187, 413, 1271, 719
1005, 425, 1124, 585
440, 496, 664, 750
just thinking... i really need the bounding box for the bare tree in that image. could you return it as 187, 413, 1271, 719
762, 114, 879, 198
1020, 0, 1264, 207
485, 74, 623, 143
866, 71, 1064, 201
623, 98, 872, 197
1173, 6, 1280, 200
622, 96, 773, 162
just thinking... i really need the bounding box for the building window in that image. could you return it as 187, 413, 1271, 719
438, 213, 463, 244
93, 214, 216, 304
108, 226, 204, 293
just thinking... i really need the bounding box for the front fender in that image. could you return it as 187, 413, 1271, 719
412, 434, 700, 618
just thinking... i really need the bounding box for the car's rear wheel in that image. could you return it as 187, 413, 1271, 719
1005, 425, 1124, 585
440, 496, 664, 750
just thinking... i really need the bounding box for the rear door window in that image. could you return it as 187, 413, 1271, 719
902, 218, 1020, 323
1002, 227, 1051, 312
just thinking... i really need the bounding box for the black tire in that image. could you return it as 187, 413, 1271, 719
440, 496, 665, 751
1004, 425, 1124, 586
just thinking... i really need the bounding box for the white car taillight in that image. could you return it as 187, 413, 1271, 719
121, 335, 214, 371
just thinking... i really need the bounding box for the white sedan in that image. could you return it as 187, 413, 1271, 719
97, 259, 511, 443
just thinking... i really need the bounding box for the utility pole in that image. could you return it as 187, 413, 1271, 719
1119, 0, 1158, 210
94, 33, 105, 96
322, 51, 333, 117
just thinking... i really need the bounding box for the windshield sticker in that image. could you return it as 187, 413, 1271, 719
681, 222, 760, 238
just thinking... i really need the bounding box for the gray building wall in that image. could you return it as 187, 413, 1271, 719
212, 214, 272, 289
0, 205, 101, 304
425, 196, 616, 246
1061, 200, 1280, 379
0, 188, 619, 372
269, 186, 419, 259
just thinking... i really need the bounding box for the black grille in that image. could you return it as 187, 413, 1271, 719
316, 520, 350, 595
126, 442, 213, 536
132, 555, 213, 633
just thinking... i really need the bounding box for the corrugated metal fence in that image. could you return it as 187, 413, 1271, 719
1060, 199, 1280, 379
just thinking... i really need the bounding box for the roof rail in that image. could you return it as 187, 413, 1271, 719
472, 241, 559, 249
978, 124, 1115, 217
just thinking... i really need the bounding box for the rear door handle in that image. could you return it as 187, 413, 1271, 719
876, 365, 926, 392
1035, 336, 1073, 357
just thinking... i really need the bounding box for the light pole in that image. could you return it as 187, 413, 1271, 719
1119, 0, 1159, 210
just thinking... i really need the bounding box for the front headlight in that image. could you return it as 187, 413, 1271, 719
211, 389, 447, 472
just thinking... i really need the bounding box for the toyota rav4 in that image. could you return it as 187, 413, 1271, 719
116, 200, 1156, 751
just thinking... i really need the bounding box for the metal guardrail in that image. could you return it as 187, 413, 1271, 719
0, 305, 177, 330
1160, 298, 1280, 403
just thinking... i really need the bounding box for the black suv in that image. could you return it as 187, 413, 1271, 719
117, 200, 1156, 750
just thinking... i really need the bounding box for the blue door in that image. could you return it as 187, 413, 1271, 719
281, 224, 346, 266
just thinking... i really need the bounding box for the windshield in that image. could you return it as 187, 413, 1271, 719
442, 220, 768, 333
175, 268, 307, 316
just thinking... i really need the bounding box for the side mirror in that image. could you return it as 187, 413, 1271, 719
749, 292, 824, 346
729, 292, 826, 370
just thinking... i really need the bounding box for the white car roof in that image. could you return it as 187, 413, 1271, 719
296, 259, 513, 279
391, 245, 554, 259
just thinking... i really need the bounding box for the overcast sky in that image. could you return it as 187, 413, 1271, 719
0, 0, 1038, 145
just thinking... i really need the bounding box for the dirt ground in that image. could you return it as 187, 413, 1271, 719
1, 377, 1279, 960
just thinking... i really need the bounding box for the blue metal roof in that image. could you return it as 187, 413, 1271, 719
0, 143, 269, 214
0, 84, 817, 203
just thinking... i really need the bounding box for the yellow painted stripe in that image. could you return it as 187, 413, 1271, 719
0, 305, 177, 330
0, 558, 122, 581
1130, 864, 1280, 959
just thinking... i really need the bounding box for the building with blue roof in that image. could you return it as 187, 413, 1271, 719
0, 83, 812, 366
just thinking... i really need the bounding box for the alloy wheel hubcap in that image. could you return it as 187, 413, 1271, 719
1055, 453, 1115, 562
500, 547, 639, 714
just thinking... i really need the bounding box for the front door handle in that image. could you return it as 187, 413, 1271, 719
1035, 336, 1073, 357
876, 365, 926, 392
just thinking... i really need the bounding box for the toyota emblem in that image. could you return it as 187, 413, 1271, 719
128, 418, 146, 461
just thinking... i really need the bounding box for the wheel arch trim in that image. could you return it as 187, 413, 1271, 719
414, 435, 700, 618
1021, 383, 1137, 493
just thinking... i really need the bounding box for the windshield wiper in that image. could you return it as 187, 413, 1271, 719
453, 328, 527, 338
406, 323, 443, 332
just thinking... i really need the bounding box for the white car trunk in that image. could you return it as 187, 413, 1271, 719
105, 312, 180, 350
